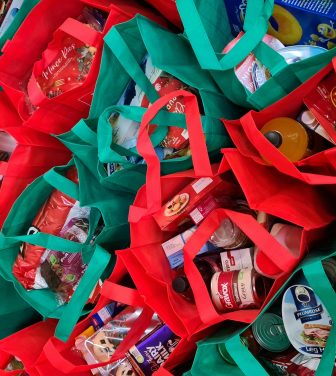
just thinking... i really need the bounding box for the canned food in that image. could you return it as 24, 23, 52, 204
211, 269, 269, 312
251, 313, 290, 352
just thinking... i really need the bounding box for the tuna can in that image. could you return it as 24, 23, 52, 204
210, 269, 268, 312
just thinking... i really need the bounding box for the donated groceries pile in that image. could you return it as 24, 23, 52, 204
1, 1, 336, 376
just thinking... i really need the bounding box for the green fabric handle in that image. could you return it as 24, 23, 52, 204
9, 232, 93, 264
226, 336, 268, 376
97, 104, 208, 164
104, 27, 159, 104
43, 168, 79, 201
55, 244, 111, 341
244, 0, 274, 31
303, 261, 336, 376
177, 0, 271, 70
71, 119, 98, 147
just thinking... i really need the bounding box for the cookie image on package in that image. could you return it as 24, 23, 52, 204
164, 193, 189, 217
92, 330, 117, 362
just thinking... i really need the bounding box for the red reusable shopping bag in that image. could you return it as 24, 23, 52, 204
223, 58, 336, 185
0, 0, 165, 135
0, 319, 57, 376
0, 125, 71, 227
143, 0, 182, 29
34, 258, 196, 376
113, 90, 323, 339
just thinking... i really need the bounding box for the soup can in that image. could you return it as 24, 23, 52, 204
211, 269, 268, 312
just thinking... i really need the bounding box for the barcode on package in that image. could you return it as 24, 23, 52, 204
192, 177, 213, 194
190, 208, 204, 224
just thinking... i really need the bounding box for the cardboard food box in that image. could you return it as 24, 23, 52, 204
224, 0, 336, 49
153, 175, 226, 231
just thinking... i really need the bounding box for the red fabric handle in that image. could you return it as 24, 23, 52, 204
154, 367, 174, 376
0, 370, 25, 375
59, 18, 100, 46
100, 281, 145, 307
183, 208, 301, 324
42, 307, 155, 373
135, 90, 212, 216
185, 208, 300, 272
0, 161, 8, 176
240, 112, 336, 184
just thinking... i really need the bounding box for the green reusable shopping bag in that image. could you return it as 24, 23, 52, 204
0, 277, 41, 339
0, 0, 39, 52
95, 91, 235, 193
87, 15, 242, 192
189, 245, 336, 376
0, 159, 132, 342
176, 0, 336, 110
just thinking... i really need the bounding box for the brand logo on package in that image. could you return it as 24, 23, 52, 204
292, 286, 322, 323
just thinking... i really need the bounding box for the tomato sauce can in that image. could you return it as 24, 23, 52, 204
211, 269, 268, 312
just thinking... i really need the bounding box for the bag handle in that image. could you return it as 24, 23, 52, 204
97, 103, 210, 164
183, 208, 302, 324
104, 26, 160, 104
43, 167, 80, 201
129, 90, 213, 221
224, 258, 336, 375
239, 111, 336, 184
97, 105, 167, 164
42, 283, 156, 372
71, 119, 98, 147
55, 244, 111, 341
59, 18, 101, 46
177, 0, 278, 71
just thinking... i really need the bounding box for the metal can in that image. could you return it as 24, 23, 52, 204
251, 313, 290, 352
211, 269, 268, 312
217, 314, 290, 365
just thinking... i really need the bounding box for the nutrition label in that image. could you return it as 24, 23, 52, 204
278, 0, 334, 15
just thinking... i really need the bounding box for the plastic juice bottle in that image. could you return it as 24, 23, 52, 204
260, 117, 313, 162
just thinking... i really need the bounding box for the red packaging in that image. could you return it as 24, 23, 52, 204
153, 175, 226, 231
12, 167, 78, 290
27, 18, 99, 108
304, 72, 336, 126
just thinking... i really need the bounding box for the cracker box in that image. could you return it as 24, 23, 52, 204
224, 0, 336, 49
153, 175, 226, 231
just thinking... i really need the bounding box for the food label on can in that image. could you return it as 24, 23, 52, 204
211, 269, 256, 311
221, 248, 253, 272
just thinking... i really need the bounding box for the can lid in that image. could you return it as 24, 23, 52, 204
217, 344, 236, 365
322, 258, 336, 291
172, 276, 190, 293
252, 313, 290, 352
264, 131, 282, 148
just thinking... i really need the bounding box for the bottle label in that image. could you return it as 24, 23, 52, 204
221, 248, 253, 272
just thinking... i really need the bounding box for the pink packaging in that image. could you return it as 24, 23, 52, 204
223, 33, 284, 92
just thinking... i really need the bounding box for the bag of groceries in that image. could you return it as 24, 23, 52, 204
188, 242, 336, 376
0, 159, 132, 341
176, 0, 336, 109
